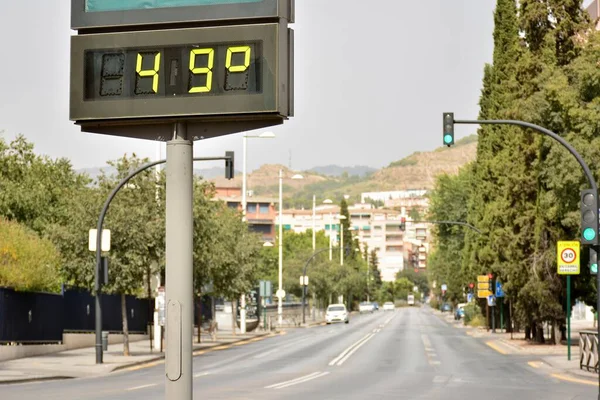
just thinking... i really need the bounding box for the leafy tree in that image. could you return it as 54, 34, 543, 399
0, 134, 90, 235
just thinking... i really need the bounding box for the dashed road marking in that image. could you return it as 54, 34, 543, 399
551, 373, 597, 386
125, 383, 158, 391
485, 341, 508, 355
265, 372, 330, 389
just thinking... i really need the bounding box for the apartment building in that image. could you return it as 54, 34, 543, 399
280, 202, 430, 282
214, 186, 278, 243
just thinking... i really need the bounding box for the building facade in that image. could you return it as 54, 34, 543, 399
214, 186, 277, 243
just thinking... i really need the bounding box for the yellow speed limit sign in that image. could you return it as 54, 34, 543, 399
557, 241, 580, 275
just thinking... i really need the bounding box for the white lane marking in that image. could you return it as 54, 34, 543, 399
271, 372, 330, 389
193, 372, 211, 378
328, 333, 373, 366
421, 334, 440, 366
126, 383, 158, 391
254, 337, 311, 359
265, 371, 329, 389
336, 334, 376, 366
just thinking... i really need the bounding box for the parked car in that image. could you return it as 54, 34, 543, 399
372, 302, 379, 311
326, 304, 349, 324
383, 302, 395, 311
441, 303, 452, 312
359, 302, 374, 314
454, 303, 466, 320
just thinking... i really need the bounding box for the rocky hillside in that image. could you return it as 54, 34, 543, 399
210, 135, 478, 205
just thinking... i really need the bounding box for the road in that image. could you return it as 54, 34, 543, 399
0, 307, 595, 399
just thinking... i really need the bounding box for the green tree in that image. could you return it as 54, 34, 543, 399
427, 166, 474, 305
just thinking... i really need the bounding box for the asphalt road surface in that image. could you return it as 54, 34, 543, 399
0, 307, 595, 399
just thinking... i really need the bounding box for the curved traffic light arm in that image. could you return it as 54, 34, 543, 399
453, 119, 597, 192
93, 153, 233, 364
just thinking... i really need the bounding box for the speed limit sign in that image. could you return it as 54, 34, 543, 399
557, 241, 580, 275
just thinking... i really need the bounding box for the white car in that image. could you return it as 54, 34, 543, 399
383, 302, 395, 311
359, 302, 374, 314
326, 304, 349, 324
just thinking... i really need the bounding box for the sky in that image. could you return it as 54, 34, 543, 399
0, 1, 501, 172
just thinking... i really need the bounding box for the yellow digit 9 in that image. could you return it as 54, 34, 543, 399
136, 52, 161, 93
226, 46, 251, 72
189, 48, 214, 93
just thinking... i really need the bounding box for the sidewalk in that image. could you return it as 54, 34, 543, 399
0, 330, 271, 384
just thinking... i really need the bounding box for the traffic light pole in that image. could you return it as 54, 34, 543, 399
453, 117, 600, 398
92, 154, 233, 365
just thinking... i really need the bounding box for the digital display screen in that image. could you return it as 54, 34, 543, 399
84, 42, 262, 100
85, 0, 262, 13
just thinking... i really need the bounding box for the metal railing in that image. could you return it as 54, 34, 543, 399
580, 330, 599, 373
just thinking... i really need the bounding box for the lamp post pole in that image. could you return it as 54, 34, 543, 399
278, 169, 283, 326
240, 135, 248, 334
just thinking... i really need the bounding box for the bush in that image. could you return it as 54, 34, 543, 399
468, 314, 486, 327
0, 219, 61, 293
429, 298, 440, 310
463, 302, 482, 324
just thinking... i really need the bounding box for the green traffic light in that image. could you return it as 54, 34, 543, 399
591, 264, 598, 274
583, 227, 597, 241
444, 134, 453, 144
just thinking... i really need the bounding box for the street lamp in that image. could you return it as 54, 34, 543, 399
277, 169, 303, 326
240, 131, 275, 334
323, 199, 333, 260
339, 215, 347, 266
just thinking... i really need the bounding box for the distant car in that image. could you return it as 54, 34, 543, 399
441, 303, 452, 312
359, 302, 374, 314
326, 304, 349, 324
372, 302, 379, 311
407, 294, 415, 306
383, 302, 395, 311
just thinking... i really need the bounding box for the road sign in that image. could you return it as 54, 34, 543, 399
441, 284, 447, 291
495, 281, 505, 298
259, 280, 272, 297
275, 289, 286, 299
557, 241, 580, 275
487, 295, 496, 307
477, 274, 492, 298
467, 293, 474, 302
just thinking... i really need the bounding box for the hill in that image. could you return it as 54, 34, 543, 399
210, 135, 478, 207
307, 165, 377, 177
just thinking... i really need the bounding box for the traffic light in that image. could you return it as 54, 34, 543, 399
581, 189, 599, 245
400, 217, 406, 231
443, 112, 454, 147
590, 248, 598, 275
225, 151, 234, 180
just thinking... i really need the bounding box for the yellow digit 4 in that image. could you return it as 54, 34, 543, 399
226, 46, 251, 73
136, 52, 161, 93
189, 48, 214, 93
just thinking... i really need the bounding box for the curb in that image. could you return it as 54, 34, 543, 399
0, 376, 74, 385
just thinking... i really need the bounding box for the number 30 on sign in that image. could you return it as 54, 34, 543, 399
557, 241, 580, 275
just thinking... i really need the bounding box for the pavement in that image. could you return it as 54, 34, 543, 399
0, 306, 597, 399
0, 330, 274, 384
